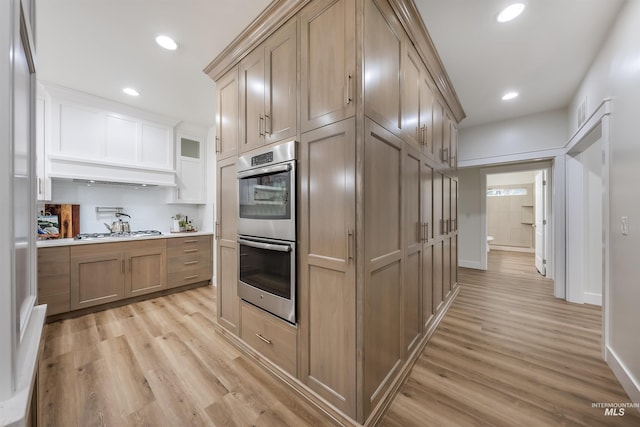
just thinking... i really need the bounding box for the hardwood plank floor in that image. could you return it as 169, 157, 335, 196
381, 251, 640, 427
38, 251, 639, 426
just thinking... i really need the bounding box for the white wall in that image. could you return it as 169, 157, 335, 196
487, 171, 536, 186
583, 140, 603, 305
570, 0, 640, 402
459, 108, 568, 164
44, 180, 204, 234
458, 167, 483, 269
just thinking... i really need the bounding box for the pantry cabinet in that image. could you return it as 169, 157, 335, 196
215, 67, 239, 160
206, 0, 463, 424
238, 19, 297, 154
216, 156, 240, 334
300, 0, 356, 132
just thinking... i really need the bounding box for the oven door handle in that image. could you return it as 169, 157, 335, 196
238, 238, 292, 252
237, 163, 292, 179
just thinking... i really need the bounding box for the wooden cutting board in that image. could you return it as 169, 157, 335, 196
45, 204, 80, 238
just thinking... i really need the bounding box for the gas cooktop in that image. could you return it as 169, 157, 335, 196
75, 230, 163, 240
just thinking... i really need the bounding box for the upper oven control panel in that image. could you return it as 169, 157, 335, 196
237, 140, 296, 173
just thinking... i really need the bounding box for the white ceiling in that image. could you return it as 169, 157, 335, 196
36, 0, 623, 129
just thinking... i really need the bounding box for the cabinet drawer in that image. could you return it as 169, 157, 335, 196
240, 302, 297, 376
167, 252, 211, 273
167, 235, 212, 251
168, 267, 212, 289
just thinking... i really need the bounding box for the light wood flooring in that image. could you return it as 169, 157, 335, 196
382, 251, 640, 426
38, 251, 639, 426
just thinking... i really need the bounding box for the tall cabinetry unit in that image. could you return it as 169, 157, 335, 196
206, 0, 463, 424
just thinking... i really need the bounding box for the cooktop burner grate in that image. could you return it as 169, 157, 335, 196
75, 230, 163, 240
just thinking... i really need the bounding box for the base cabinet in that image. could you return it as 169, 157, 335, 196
70, 243, 125, 310
37, 247, 70, 315
240, 302, 297, 376
167, 235, 212, 288
125, 240, 167, 297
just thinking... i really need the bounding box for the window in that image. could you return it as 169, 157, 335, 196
487, 187, 528, 197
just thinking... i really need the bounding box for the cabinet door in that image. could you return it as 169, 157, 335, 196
422, 244, 433, 330
403, 144, 422, 357
420, 79, 434, 159
216, 156, 239, 334
450, 121, 458, 170
363, 119, 403, 416
422, 162, 433, 241
125, 245, 167, 298
264, 19, 297, 144
364, 0, 403, 135
433, 240, 443, 313
175, 134, 204, 203
299, 118, 356, 417
444, 175, 451, 235
443, 236, 451, 298
37, 247, 70, 315
70, 245, 125, 310
239, 47, 266, 154
300, 0, 356, 132
216, 67, 239, 160
432, 99, 444, 164
443, 111, 451, 168
433, 172, 443, 237
401, 43, 422, 150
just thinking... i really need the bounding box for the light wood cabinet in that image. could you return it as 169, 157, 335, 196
420, 76, 435, 160
299, 118, 356, 416
402, 42, 433, 151
432, 98, 444, 164
241, 302, 297, 376
37, 247, 70, 315
216, 156, 239, 334
239, 19, 297, 154
125, 240, 167, 298
300, 0, 356, 132
363, 119, 404, 415
215, 67, 239, 160
167, 235, 213, 288
70, 243, 125, 310
364, 0, 403, 135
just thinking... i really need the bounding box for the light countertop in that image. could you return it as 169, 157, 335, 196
37, 231, 214, 248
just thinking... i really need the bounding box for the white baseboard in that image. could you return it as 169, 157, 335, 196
459, 260, 484, 270
490, 245, 535, 253
584, 292, 602, 306
606, 345, 640, 412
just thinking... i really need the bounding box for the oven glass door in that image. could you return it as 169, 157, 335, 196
238, 163, 292, 221
239, 237, 293, 299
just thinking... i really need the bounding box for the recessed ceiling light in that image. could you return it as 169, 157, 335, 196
497, 3, 525, 23
123, 87, 140, 97
155, 35, 178, 50
502, 92, 519, 101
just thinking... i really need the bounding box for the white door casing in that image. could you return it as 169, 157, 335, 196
534, 171, 546, 275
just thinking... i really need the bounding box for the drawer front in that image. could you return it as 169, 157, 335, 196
168, 267, 212, 289
167, 252, 212, 273
240, 302, 297, 376
167, 235, 212, 251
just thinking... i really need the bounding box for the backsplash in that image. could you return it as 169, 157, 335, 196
39, 180, 212, 234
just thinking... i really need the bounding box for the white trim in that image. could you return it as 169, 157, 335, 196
459, 260, 484, 270
583, 292, 602, 306
565, 99, 611, 152
601, 114, 612, 358
552, 155, 566, 298
459, 148, 564, 169
606, 346, 640, 410
489, 245, 534, 253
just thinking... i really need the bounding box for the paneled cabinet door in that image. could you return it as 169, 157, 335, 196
216, 156, 239, 334
401, 43, 423, 150
420, 78, 434, 160
403, 143, 422, 357
421, 162, 434, 330
300, 0, 356, 132
239, 19, 297, 153
432, 98, 444, 164
363, 119, 404, 416
442, 111, 452, 169
125, 244, 167, 298
216, 67, 239, 160
364, 0, 403, 135
299, 118, 356, 417
70, 245, 125, 310
174, 133, 205, 204
450, 121, 458, 171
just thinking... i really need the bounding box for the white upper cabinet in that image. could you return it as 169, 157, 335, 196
170, 131, 206, 204
44, 84, 178, 185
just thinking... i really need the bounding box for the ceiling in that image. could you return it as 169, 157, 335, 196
36, 0, 624, 129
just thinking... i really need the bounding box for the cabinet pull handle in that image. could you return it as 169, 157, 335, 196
38, 177, 42, 194
258, 114, 265, 137
184, 261, 199, 265
422, 125, 427, 146
121, 259, 125, 273
214, 222, 219, 241
184, 274, 199, 280
129, 258, 132, 272
184, 249, 199, 253
425, 223, 429, 242
184, 240, 198, 244
345, 74, 352, 105
440, 219, 444, 235
255, 333, 272, 345
265, 113, 271, 135
418, 222, 423, 242
347, 229, 354, 262
215, 136, 220, 153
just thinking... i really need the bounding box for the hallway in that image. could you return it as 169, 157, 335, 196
382, 251, 639, 426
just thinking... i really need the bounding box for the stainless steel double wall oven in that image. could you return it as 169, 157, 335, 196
237, 140, 296, 323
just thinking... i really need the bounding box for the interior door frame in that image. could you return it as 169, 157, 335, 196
479, 161, 553, 274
